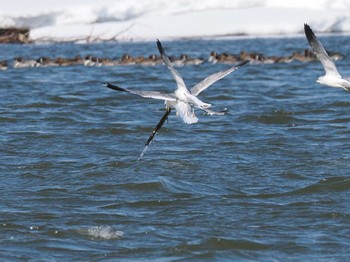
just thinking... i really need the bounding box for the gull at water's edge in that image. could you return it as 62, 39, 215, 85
304, 23, 350, 91
103, 40, 249, 160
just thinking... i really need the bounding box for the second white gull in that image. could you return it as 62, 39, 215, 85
304, 23, 350, 91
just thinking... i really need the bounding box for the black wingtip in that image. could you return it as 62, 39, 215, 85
304, 23, 311, 34
102, 82, 128, 92
239, 60, 250, 67
304, 23, 316, 44
156, 39, 165, 55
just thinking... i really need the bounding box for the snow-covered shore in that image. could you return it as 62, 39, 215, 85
1, 0, 350, 42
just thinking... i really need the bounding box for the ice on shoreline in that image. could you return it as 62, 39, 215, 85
1, 0, 350, 42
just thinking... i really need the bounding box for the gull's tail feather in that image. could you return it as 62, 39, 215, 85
175, 101, 198, 124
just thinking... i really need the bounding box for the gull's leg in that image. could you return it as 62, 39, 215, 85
138, 108, 172, 161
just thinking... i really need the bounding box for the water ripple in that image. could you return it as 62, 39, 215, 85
2, 38, 350, 261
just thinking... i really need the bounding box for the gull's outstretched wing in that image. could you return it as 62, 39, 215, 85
304, 23, 341, 78
190, 60, 250, 96
156, 39, 188, 92
103, 83, 176, 101
138, 108, 172, 161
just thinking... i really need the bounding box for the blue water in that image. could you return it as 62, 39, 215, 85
1, 37, 350, 261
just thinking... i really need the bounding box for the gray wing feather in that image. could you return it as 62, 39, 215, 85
156, 39, 188, 92
304, 23, 341, 78
103, 83, 176, 101
190, 60, 250, 96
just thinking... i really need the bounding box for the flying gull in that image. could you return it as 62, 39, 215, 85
304, 23, 350, 91
103, 39, 249, 160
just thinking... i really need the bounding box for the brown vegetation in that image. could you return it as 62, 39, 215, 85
0, 27, 31, 44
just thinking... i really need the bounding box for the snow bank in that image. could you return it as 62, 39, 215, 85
0, 0, 350, 42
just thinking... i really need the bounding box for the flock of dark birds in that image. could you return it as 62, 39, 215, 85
0, 31, 344, 71
4, 24, 349, 160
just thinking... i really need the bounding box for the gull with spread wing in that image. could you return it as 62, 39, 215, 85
304, 23, 350, 91
103, 39, 249, 160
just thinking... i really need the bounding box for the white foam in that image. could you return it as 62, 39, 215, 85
82, 226, 124, 240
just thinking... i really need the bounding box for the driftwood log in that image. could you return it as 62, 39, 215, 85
0, 28, 31, 43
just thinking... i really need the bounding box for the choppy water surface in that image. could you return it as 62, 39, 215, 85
1, 37, 350, 261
